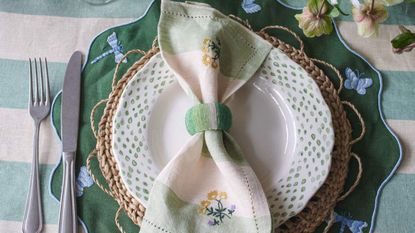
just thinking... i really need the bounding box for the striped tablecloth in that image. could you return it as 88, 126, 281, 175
0, 1, 413, 232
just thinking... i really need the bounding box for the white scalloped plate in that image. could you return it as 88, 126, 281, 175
112, 48, 334, 227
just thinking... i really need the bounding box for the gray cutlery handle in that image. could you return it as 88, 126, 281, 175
22, 122, 43, 233
58, 152, 78, 233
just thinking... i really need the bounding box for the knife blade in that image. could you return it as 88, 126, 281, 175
61, 51, 82, 153
58, 51, 82, 233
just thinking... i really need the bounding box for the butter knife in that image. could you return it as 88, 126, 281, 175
58, 51, 82, 233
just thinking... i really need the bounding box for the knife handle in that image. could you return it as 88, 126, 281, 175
58, 152, 78, 233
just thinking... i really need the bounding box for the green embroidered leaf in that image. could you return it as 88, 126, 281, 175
391, 31, 415, 48
206, 207, 214, 216
217, 199, 224, 209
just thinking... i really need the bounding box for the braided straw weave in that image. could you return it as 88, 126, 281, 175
88, 22, 366, 233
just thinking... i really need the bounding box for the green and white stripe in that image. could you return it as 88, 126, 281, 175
0, 1, 155, 231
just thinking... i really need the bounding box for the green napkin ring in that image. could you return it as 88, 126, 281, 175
185, 102, 232, 135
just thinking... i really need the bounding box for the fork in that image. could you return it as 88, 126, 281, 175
22, 58, 51, 233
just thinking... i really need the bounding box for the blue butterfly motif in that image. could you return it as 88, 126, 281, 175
75, 166, 94, 197
344, 67, 373, 95
91, 32, 127, 64
241, 0, 261, 14
334, 212, 368, 233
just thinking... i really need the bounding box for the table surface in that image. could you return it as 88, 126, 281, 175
0, 1, 413, 233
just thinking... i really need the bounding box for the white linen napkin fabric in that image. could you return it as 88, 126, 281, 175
140, 1, 273, 232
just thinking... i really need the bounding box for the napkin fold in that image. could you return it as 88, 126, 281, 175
140, 1, 272, 232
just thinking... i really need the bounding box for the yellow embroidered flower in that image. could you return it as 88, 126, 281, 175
203, 38, 210, 45
202, 38, 210, 54
198, 206, 206, 215
202, 54, 211, 66
200, 200, 211, 208
201, 38, 220, 68
207, 191, 218, 200
198, 191, 237, 225
219, 192, 227, 200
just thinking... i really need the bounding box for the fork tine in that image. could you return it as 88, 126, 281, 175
29, 58, 33, 104
39, 58, 45, 104
44, 58, 50, 104
34, 58, 39, 104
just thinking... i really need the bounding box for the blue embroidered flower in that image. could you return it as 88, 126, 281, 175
91, 32, 127, 64
334, 212, 368, 233
344, 67, 373, 95
75, 166, 94, 197
241, 0, 261, 14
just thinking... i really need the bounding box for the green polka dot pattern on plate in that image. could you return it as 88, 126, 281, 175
112, 49, 334, 226
260, 49, 334, 228
113, 53, 175, 204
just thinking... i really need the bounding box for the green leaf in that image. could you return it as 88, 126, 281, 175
325, 1, 337, 17
326, 2, 348, 18
333, 4, 349, 16
328, 6, 340, 17
391, 31, 415, 48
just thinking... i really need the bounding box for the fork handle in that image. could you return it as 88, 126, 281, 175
22, 122, 43, 233
58, 152, 78, 233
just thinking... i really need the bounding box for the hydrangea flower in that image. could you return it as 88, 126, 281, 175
352, 1, 388, 38
295, 0, 334, 37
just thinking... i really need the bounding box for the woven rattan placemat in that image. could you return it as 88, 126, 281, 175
88, 25, 364, 233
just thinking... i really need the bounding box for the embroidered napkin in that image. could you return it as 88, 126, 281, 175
140, 1, 273, 233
